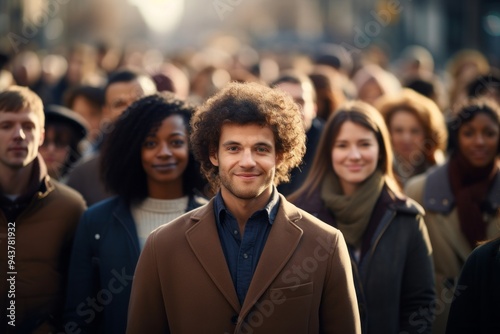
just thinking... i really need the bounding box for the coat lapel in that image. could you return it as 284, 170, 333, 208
239, 196, 303, 319
185, 200, 241, 313
113, 199, 141, 260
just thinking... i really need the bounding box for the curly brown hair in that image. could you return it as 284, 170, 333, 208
375, 88, 448, 165
190, 81, 306, 192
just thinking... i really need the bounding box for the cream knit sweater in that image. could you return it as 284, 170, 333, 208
131, 196, 189, 249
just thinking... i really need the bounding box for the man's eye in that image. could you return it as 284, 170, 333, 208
226, 146, 240, 152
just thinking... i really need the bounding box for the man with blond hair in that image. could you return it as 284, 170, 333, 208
0, 86, 85, 333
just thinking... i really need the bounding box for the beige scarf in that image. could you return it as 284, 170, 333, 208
320, 169, 385, 248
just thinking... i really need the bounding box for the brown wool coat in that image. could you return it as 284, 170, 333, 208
127, 194, 361, 334
0, 178, 86, 333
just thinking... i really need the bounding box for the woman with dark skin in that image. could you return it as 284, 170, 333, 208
405, 98, 500, 334
64, 92, 207, 333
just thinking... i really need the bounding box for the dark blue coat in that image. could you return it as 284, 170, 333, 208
63, 195, 206, 334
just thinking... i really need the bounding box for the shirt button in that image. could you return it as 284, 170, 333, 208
233, 230, 238, 235
95, 234, 100, 240
243, 253, 248, 259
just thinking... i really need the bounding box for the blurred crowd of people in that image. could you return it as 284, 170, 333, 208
1, 37, 500, 334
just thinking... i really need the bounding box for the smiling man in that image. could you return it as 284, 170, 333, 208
127, 82, 360, 334
0, 86, 85, 333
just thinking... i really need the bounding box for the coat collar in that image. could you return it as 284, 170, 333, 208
185, 194, 304, 317
185, 199, 240, 312
109, 194, 206, 258
423, 162, 500, 214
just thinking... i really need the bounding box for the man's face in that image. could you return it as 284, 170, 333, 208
275, 82, 317, 132
71, 96, 102, 142
104, 79, 147, 121
0, 108, 44, 170
210, 123, 278, 208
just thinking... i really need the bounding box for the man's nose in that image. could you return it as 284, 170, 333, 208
13, 125, 26, 140
240, 149, 256, 167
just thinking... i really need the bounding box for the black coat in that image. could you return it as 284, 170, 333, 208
446, 238, 500, 334
292, 185, 435, 334
278, 117, 324, 196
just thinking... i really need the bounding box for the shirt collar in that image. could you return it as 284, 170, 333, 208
214, 186, 280, 226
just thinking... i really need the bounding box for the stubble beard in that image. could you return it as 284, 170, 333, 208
219, 170, 274, 200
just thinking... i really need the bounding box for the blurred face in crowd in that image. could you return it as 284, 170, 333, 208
275, 82, 316, 132
39, 126, 71, 179
210, 123, 278, 209
388, 110, 425, 163
358, 79, 383, 106
67, 53, 86, 85
0, 108, 44, 171
71, 95, 102, 142
141, 115, 189, 199
332, 121, 379, 196
104, 79, 149, 121
458, 113, 499, 168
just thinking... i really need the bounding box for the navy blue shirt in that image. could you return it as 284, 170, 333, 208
214, 187, 280, 305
